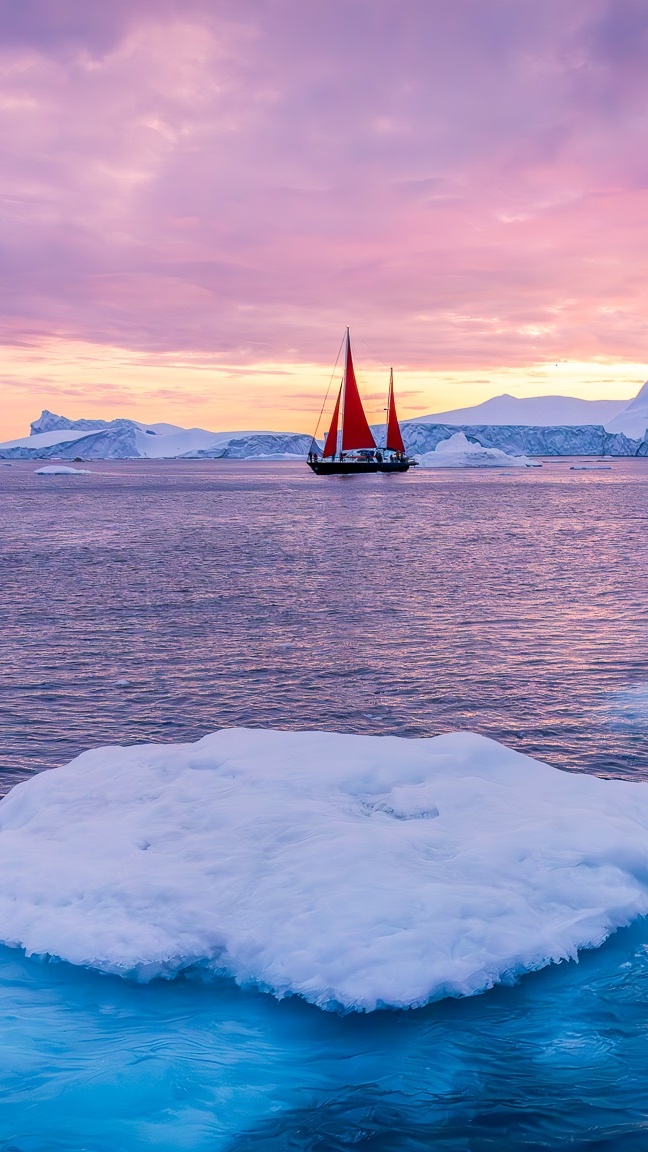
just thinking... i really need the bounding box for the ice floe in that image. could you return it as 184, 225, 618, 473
1, 728, 648, 1011
415, 431, 535, 468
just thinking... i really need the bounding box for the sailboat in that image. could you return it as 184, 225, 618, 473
307, 329, 416, 475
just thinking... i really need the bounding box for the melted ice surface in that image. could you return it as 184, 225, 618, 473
1, 727, 648, 1011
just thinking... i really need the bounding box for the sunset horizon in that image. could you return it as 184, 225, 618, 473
2, 1, 648, 437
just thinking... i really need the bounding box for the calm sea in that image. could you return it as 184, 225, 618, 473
1, 458, 647, 792
1, 457, 648, 1152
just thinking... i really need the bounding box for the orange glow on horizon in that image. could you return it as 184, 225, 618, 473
0, 339, 644, 442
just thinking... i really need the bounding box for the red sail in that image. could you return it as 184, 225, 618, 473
385, 368, 405, 453
322, 382, 342, 458
341, 337, 376, 451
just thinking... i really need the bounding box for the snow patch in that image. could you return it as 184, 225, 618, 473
415, 432, 534, 468
2, 728, 648, 1011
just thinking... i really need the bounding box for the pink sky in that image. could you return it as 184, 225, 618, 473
1, 0, 648, 437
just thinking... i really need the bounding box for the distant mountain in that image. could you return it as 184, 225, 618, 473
603, 382, 648, 439
415, 393, 628, 427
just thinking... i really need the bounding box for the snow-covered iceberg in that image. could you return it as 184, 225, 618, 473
180, 433, 316, 459
34, 465, 92, 475
2, 727, 648, 1012
2, 407, 647, 460
401, 421, 644, 458
415, 431, 534, 468
0, 410, 314, 461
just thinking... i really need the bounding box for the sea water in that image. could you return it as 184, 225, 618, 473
1, 459, 648, 1149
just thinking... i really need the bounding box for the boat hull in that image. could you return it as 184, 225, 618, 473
307, 459, 412, 475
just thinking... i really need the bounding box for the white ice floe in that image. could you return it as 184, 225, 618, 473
570, 465, 612, 471
34, 465, 92, 475
1, 728, 648, 1011
415, 432, 535, 468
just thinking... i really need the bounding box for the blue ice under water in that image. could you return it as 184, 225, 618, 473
3, 923, 648, 1151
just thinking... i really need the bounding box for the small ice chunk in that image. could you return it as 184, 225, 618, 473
34, 465, 92, 475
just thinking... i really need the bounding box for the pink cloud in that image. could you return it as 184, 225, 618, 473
0, 0, 647, 379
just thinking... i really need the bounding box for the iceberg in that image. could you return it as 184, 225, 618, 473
29, 410, 185, 437
2, 727, 648, 1012
2, 407, 647, 460
401, 421, 644, 458
34, 465, 92, 475
0, 410, 314, 461
181, 433, 316, 459
415, 431, 534, 468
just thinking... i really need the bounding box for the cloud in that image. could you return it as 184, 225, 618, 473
0, 0, 647, 384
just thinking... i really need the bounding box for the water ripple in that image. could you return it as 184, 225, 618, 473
1, 459, 647, 793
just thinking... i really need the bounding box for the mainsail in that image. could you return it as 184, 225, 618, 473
340, 334, 376, 451
385, 368, 405, 454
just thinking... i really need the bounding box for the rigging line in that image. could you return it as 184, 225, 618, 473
310, 329, 347, 448
356, 333, 393, 376
354, 334, 394, 426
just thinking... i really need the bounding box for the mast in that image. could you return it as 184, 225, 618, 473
340, 327, 349, 459
385, 367, 405, 454
340, 329, 376, 452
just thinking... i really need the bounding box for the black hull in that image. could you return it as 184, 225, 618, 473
307, 459, 412, 475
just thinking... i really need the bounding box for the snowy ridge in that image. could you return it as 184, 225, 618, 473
2, 728, 648, 1011
416, 393, 627, 427
604, 381, 648, 440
